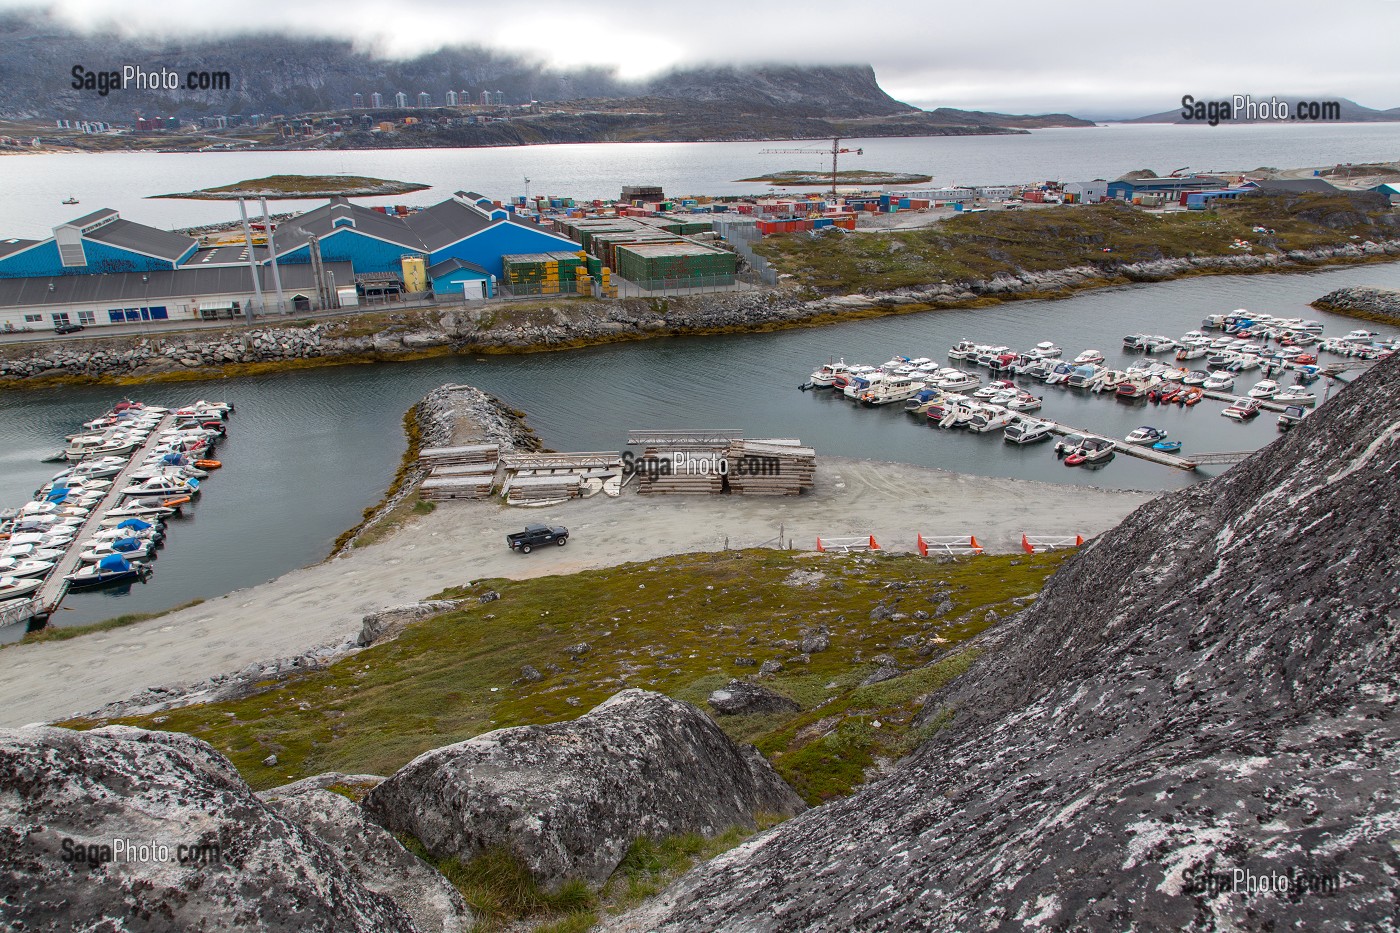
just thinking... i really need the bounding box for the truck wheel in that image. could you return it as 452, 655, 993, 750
521, 544, 532, 554
557, 537, 567, 546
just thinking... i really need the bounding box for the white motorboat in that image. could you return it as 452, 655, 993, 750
1203, 371, 1236, 390
1065, 365, 1103, 389
119, 476, 199, 498
973, 379, 1016, 400
1141, 336, 1177, 354
102, 500, 178, 522
1222, 397, 1262, 420
808, 360, 851, 387
1003, 418, 1054, 444
934, 370, 980, 391
1044, 363, 1074, 385
1272, 386, 1316, 406
1091, 370, 1130, 393
860, 376, 924, 406
1125, 426, 1168, 445
1075, 437, 1116, 463
1073, 349, 1105, 365
1004, 391, 1043, 412
1, 543, 65, 563
78, 539, 157, 564
1030, 341, 1062, 359
66, 555, 152, 589
947, 340, 980, 360
1248, 379, 1280, 399
965, 405, 1013, 434
1175, 344, 1207, 361
5, 530, 76, 549
0, 575, 42, 601
0, 556, 54, 578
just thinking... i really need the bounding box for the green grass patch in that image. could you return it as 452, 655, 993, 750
753, 192, 1399, 294
70, 550, 1062, 799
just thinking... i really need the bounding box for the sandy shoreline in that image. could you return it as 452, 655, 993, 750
0, 457, 1155, 727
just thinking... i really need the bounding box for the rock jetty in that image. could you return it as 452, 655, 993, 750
1312, 285, 1400, 322
605, 354, 1400, 931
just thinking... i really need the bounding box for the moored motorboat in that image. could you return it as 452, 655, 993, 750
78, 538, 156, 564
1248, 379, 1280, 399
1003, 418, 1054, 444
1125, 426, 1168, 445
1152, 440, 1183, 453
1073, 349, 1105, 365
1277, 404, 1307, 431
1273, 385, 1316, 405
0, 557, 55, 579
119, 476, 199, 498
1222, 397, 1262, 420
1030, 341, 1062, 359
65, 554, 152, 590
808, 360, 851, 388
0, 575, 42, 601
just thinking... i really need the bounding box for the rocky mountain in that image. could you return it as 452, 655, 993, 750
605, 355, 1400, 931
1127, 95, 1400, 123
0, 10, 1089, 135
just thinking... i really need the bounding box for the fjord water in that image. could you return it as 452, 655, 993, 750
3, 261, 1398, 636
3, 122, 1400, 236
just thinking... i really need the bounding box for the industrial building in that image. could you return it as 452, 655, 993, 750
0, 262, 354, 332
0, 209, 197, 279
1105, 176, 1229, 201
1063, 180, 1108, 203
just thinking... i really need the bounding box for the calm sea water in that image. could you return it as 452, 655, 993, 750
2, 122, 1399, 238
3, 260, 1398, 636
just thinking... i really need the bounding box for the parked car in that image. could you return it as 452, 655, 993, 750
53, 323, 85, 335
506, 524, 568, 553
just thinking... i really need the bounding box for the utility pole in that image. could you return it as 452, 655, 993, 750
259, 197, 286, 315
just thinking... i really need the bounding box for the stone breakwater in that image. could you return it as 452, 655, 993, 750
3, 238, 1398, 386
331, 383, 541, 555
1312, 285, 1400, 322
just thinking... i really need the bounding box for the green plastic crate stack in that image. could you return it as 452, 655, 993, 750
614, 242, 737, 285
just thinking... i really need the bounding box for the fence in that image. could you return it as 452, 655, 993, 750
615, 274, 746, 297
0, 598, 41, 627
723, 226, 780, 287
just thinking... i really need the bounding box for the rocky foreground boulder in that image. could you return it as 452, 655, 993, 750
606, 357, 1400, 930
0, 726, 422, 931
363, 689, 805, 890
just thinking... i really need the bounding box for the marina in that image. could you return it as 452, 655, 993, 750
0, 399, 233, 628
801, 306, 1390, 473
1, 263, 1398, 637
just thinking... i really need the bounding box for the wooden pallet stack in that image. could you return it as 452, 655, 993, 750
725, 439, 816, 496
418, 443, 500, 500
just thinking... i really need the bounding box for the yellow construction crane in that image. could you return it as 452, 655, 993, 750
759, 137, 864, 195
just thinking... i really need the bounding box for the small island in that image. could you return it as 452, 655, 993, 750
153, 174, 430, 200
737, 169, 933, 186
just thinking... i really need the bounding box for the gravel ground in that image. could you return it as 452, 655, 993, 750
0, 457, 1155, 727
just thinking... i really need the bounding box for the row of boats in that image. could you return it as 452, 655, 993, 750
800, 309, 1390, 466
0, 400, 234, 605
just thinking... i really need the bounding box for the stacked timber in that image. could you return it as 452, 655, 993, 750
634, 448, 726, 495
725, 439, 816, 496
418, 444, 501, 500
503, 474, 582, 505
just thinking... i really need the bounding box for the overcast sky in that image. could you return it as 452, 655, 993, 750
8, 0, 1400, 117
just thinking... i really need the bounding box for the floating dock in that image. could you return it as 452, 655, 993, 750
32, 412, 177, 616
1041, 421, 1200, 470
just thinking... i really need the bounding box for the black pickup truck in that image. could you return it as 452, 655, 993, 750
506, 524, 569, 553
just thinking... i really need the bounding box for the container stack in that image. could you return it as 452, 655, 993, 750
724, 439, 816, 496
417, 443, 500, 500
614, 242, 737, 287
503, 474, 582, 505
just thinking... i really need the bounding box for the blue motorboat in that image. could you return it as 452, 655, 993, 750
65, 554, 152, 590
1152, 440, 1183, 453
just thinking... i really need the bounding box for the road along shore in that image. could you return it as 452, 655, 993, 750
0, 457, 1153, 727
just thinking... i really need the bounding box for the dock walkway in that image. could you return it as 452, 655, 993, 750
33, 413, 175, 615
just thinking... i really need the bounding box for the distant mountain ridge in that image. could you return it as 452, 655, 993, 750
0, 10, 1089, 133
1127, 95, 1400, 123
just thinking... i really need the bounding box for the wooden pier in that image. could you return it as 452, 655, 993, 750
32, 413, 176, 615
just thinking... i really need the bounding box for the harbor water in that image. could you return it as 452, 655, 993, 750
2, 260, 1397, 637
2, 123, 1400, 237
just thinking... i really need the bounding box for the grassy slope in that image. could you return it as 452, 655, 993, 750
752, 193, 1399, 293
73, 549, 1063, 802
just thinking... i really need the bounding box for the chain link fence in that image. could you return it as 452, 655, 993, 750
723, 226, 780, 286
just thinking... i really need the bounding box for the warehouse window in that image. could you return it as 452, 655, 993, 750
24, 314, 42, 323
149, 306, 168, 320
77, 311, 95, 325
108, 309, 124, 323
